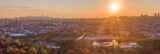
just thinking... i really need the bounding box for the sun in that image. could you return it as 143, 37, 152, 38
109, 2, 120, 13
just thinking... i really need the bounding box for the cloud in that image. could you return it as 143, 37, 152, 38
0, 6, 51, 17
0, 6, 47, 12
0, 6, 31, 9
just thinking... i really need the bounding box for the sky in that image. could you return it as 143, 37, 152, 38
0, 0, 160, 18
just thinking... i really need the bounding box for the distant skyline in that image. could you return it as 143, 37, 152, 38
0, 0, 160, 18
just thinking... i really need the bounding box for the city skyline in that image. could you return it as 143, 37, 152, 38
0, 0, 160, 18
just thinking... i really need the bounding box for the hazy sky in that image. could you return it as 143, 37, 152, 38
0, 0, 160, 18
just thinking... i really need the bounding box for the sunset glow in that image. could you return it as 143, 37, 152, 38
109, 2, 120, 13
0, 0, 160, 18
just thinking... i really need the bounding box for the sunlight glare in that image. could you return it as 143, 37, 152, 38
110, 2, 120, 13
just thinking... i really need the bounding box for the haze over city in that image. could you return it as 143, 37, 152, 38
0, 0, 160, 18
1, 0, 160, 54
